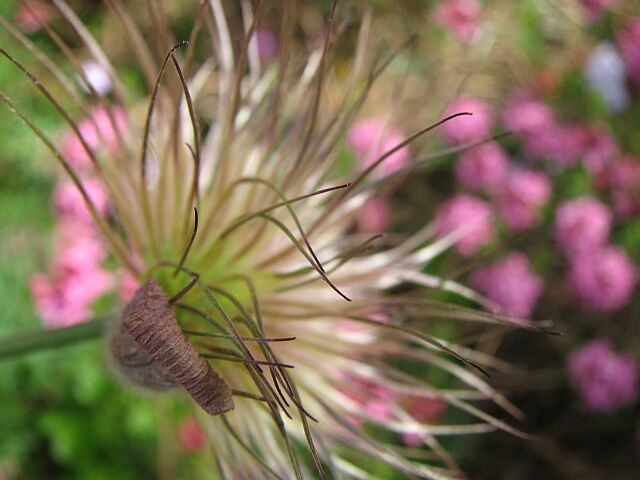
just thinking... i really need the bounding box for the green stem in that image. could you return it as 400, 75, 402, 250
0, 317, 110, 361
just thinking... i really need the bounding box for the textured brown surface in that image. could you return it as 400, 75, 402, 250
121, 278, 234, 415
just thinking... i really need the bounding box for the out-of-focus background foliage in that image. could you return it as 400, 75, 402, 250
1, 0, 639, 479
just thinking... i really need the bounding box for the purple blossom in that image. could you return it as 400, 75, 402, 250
255, 29, 278, 62
496, 169, 551, 232
470, 252, 544, 318
435, 194, 494, 256
455, 141, 508, 192
585, 42, 630, 112
554, 197, 612, 255
568, 245, 637, 311
568, 339, 638, 412
441, 97, 494, 145
434, 0, 482, 43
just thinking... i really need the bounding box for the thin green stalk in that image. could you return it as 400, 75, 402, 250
0, 317, 109, 361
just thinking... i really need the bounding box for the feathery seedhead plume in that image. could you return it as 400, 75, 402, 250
1, 1, 541, 478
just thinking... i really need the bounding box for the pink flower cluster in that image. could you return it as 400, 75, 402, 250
435, 194, 494, 256
495, 169, 551, 232
568, 245, 636, 312
60, 107, 128, 169
348, 118, 410, 176
578, 0, 617, 23
30, 186, 112, 329
568, 339, 638, 412
471, 252, 544, 318
618, 18, 640, 88
442, 96, 494, 146
434, 0, 482, 44
348, 118, 411, 233
29, 108, 130, 328
455, 142, 508, 192
554, 197, 636, 312
555, 197, 612, 255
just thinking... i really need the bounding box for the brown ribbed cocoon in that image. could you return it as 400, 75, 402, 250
120, 278, 234, 415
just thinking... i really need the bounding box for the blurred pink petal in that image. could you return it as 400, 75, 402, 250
179, 417, 207, 452
555, 197, 612, 255
618, 17, 640, 87
503, 93, 555, 139
496, 169, 551, 232
15, 1, 53, 34
609, 157, 640, 219
348, 119, 410, 176
357, 197, 391, 232
441, 97, 494, 145
470, 252, 544, 318
60, 107, 128, 169
568, 245, 637, 312
578, 0, 617, 23
435, 194, 494, 256
53, 177, 110, 223
455, 141, 508, 192
435, 0, 481, 43
569, 339, 638, 412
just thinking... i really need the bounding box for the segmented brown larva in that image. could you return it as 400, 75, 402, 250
117, 278, 234, 415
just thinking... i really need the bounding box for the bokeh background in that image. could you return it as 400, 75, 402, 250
1, 0, 639, 479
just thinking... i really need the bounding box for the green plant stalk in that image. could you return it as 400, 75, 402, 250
0, 317, 110, 361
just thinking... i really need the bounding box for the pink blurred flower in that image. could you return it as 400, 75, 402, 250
554, 197, 612, 255
15, 0, 53, 34
357, 197, 391, 233
435, 194, 494, 256
53, 177, 110, 223
30, 274, 93, 328
60, 107, 128, 169
525, 123, 587, 167
30, 220, 112, 328
256, 29, 278, 62
441, 96, 494, 145
179, 417, 207, 452
401, 396, 446, 447
568, 245, 637, 311
503, 93, 555, 139
496, 169, 551, 232
578, 0, 617, 22
348, 119, 410, 176
609, 157, 640, 219
455, 141, 508, 192
340, 374, 399, 424
581, 127, 620, 182
568, 339, 638, 412
618, 18, 640, 87
470, 252, 544, 318
435, 0, 482, 43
